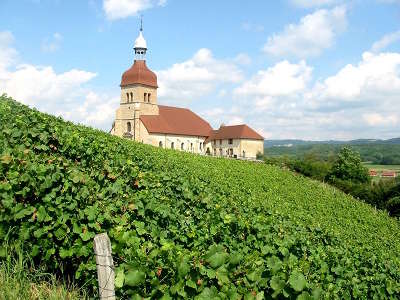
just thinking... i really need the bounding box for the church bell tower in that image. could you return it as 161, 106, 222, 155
112, 18, 159, 140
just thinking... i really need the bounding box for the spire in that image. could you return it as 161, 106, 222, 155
134, 16, 147, 60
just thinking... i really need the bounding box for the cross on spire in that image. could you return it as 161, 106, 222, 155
140, 15, 143, 32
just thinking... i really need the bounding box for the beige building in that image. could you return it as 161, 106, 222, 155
111, 27, 264, 159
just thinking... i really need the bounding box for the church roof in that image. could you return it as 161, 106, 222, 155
140, 105, 213, 137
205, 124, 264, 142
121, 60, 158, 88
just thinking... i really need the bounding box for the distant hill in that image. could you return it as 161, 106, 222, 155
265, 137, 400, 148
264, 138, 400, 164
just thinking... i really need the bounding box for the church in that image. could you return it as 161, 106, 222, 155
110, 26, 264, 159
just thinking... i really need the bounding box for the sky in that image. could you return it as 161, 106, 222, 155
1, 0, 400, 140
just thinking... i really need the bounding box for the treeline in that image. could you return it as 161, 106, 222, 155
264, 147, 400, 217
265, 143, 400, 165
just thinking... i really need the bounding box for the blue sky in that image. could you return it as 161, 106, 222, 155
1, 0, 400, 140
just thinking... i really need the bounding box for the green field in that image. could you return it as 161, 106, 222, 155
363, 163, 400, 172
1, 95, 400, 298
363, 163, 400, 183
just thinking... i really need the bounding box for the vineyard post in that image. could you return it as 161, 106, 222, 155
93, 233, 115, 300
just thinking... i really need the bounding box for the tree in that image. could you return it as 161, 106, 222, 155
327, 147, 370, 184
386, 197, 400, 217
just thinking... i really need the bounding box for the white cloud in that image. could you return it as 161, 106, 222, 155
103, 0, 166, 20
41, 32, 63, 53
0, 31, 118, 131
363, 113, 398, 126
156, 48, 243, 102
226, 51, 400, 140
227, 116, 244, 126
263, 6, 347, 58
310, 52, 400, 102
1, 64, 96, 106
234, 60, 312, 97
371, 30, 400, 53
234, 53, 252, 65
290, 0, 341, 8
71, 92, 120, 128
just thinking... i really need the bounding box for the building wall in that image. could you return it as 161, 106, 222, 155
143, 130, 207, 154
113, 83, 159, 139
205, 138, 263, 159
121, 84, 158, 109
240, 139, 264, 159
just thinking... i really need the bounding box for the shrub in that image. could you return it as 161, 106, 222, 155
387, 197, 400, 217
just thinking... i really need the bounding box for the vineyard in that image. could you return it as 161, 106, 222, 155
1, 95, 400, 299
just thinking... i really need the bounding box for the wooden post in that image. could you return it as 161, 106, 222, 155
94, 233, 115, 300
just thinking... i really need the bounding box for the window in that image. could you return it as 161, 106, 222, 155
126, 93, 129, 102
219, 139, 222, 145
159, 141, 163, 148
229, 139, 233, 145
144, 92, 147, 102
181, 142, 184, 150
148, 93, 151, 102
171, 142, 174, 149
199, 143, 202, 151
127, 122, 131, 132
213, 140, 216, 146
130, 92, 133, 102
242, 151, 246, 158
190, 143, 193, 151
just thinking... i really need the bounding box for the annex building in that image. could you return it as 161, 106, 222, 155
111, 27, 264, 159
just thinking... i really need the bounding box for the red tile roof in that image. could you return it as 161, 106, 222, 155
121, 60, 158, 88
140, 105, 213, 137
382, 171, 397, 177
205, 124, 264, 142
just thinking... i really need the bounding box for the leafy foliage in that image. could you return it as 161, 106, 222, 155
327, 147, 370, 184
387, 197, 400, 218
1, 95, 400, 298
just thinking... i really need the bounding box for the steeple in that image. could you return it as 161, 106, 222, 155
134, 16, 147, 60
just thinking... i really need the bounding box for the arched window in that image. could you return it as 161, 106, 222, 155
127, 122, 131, 132
181, 142, 184, 150
148, 93, 151, 102
242, 151, 246, 158
144, 93, 147, 102
190, 143, 193, 151
130, 92, 133, 102
199, 143, 202, 151
159, 141, 163, 148
171, 142, 174, 149
126, 93, 129, 102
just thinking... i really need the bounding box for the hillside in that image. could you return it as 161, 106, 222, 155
1, 95, 400, 298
